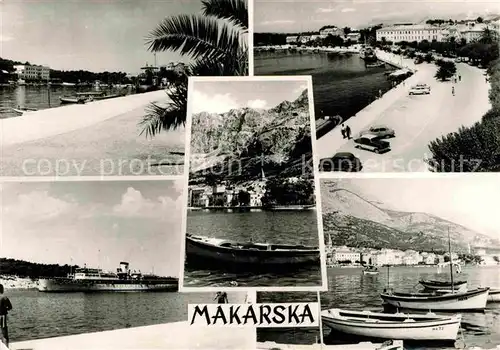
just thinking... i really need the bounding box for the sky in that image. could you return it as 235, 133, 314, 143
0, 180, 184, 277
0, 0, 204, 73
190, 79, 309, 114
334, 177, 500, 240
255, 0, 500, 33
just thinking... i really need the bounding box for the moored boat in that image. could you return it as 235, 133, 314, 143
488, 288, 500, 302
366, 62, 385, 68
59, 96, 88, 104
257, 340, 404, 350
185, 234, 320, 270
419, 279, 467, 291
380, 287, 490, 311
12, 107, 37, 116
363, 265, 379, 275
321, 308, 461, 341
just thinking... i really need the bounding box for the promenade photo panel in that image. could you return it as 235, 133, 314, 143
179, 76, 327, 290
318, 176, 500, 349
254, 0, 499, 173
0, 180, 253, 350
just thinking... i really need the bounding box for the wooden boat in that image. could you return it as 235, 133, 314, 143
12, 107, 37, 115
380, 287, 490, 311
488, 288, 500, 302
363, 266, 379, 275
185, 234, 320, 270
60, 96, 87, 104
257, 340, 404, 350
420, 279, 467, 291
321, 308, 461, 341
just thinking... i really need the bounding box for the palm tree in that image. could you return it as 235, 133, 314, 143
140, 0, 248, 138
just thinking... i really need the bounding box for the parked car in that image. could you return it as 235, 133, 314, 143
409, 84, 431, 95
360, 125, 395, 139
354, 134, 391, 154
320, 152, 363, 172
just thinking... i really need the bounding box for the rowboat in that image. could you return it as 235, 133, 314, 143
321, 308, 461, 341
60, 96, 87, 104
12, 107, 37, 115
257, 340, 404, 350
420, 279, 467, 291
363, 266, 379, 275
380, 287, 490, 311
488, 288, 500, 302
185, 234, 320, 270
366, 62, 385, 68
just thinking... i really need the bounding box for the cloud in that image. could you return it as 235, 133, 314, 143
4, 190, 77, 222
317, 8, 336, 13
247, 99, 268, 109
259, 20, 295, 25
112, 187, 181, 221
191, 90, 240, 114
341, 8, 356, 13
172, 179, 185, 196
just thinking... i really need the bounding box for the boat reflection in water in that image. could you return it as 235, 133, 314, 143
185, 234, 320, 272
38, 262, 178, 292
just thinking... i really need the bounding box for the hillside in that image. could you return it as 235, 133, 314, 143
0, 258, 76, 278
321, 181, 500, 252
189, 89, 312, 183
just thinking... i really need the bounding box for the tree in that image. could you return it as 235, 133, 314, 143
237, 190, 251, 206
434, 60, 457, 81
139, 0, 248, 137
343, 27, 351, 36
477, 17, 483, 23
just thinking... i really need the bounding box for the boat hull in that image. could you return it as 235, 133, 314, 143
321, 309, 460, 341
381, 288, 489, 311
185, 235, 320, 271
257, 340, 404, 350
420, 280, 467, 291
489, 289, 500, 302
38, 278, 178, 292
363, 271, 379, 275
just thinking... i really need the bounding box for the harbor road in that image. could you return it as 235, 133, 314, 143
317, 58, 490, 172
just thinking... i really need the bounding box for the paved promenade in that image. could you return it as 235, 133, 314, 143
10, 321, 255, 350
1, 90, 185, 176
317, 50, 490, 172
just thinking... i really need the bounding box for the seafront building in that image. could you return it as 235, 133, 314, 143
14, 64, 50, 81
376, 18, 500, 43
188, 180, 267, 208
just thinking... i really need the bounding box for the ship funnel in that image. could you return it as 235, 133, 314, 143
119, 262, 129, 273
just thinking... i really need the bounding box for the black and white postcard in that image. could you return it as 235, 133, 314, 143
180, 76, 327, 290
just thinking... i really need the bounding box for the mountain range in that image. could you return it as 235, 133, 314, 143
321, 181, 499, 252
189, 89, 312, 183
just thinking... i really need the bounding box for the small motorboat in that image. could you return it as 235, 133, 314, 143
366, 62, 385, 68
185, 234, 320, 270
363, 265, 379, 275
380, 287, 490, 311
321, 308, 461, 341
257, 340, 404, 350
419, 279, 467, 291
488, 288, 500, 302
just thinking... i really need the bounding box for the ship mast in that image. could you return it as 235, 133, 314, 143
448, 229, 454, 292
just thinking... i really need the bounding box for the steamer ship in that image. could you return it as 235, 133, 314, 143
38, 262, 178, 292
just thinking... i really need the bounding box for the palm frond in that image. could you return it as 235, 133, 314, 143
139, 85, 188, 138
189, 48, 248, 76
146, 14, 242, 61
201, 0, 248, 31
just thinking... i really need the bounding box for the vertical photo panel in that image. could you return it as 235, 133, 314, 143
180, 76, 327, 290
319, 176, 500, 349
0, 180, 254, 350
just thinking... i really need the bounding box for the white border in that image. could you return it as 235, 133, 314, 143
317, 172, 500, 179
0, 176, 183, 182
248, 0, 254, 76
178, 75, 328, 292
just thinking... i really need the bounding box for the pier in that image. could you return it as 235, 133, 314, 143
317, 49, 490, 172
9, 320, 255, 350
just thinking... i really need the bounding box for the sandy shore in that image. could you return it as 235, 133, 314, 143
1, 90, 185, 176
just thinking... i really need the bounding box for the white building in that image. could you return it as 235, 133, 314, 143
299, 36, 311, 44
286, 36, 299, 44
376, 24, 444, 43
332, 247, 361, 263
320, 26, 344, 38
14, 64, 50, 81
346, 32, 361, 42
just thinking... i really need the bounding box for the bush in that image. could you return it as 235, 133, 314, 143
434, 60, 457, 81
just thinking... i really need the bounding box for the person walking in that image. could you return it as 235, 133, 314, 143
214, 291, 228, 304
452, 86, 455, 96
0, 284, 12, 348
341, 124, 346, 139
345, 125, 352, 140
458, 75, 461, 82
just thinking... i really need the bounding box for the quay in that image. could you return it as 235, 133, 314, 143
317, 49, 490, 172
9, 320, 255, 350
1, 90, 185, 176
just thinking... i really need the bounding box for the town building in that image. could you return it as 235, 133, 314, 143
319, 26, 344, 38
332, 246, 361, 263
286, 36, 299, 44
299, 36, 311, 44
14, 64, 50, 81
376, 24, 444, 43
345, 32, 361, 42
